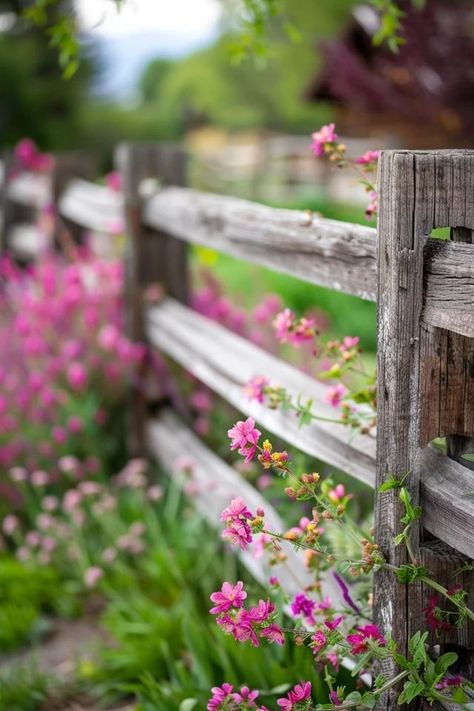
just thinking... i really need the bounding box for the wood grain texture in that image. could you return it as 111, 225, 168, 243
419, 446, 474, 559
375, 150, 474, 709
147, 297, 377, 485
115, 143, 188, 455
143, 186, 378, 300
55, 179, 474, 337
422, 240, 474, 337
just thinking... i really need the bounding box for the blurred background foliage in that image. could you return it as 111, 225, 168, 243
0, 0, 355, 153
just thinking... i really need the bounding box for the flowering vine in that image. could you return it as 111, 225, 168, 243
207, 416, 474, 708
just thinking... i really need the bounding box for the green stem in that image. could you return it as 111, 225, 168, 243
312, 669, 410, 710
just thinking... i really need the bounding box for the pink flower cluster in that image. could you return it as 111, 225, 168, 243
0, 254, 143, 472
277, 681, 312, 710
208, 683, 268, 710
311, 123, 338, 156
220, 497, 255, 550
273, 309, 316, 347
228, 418, 261, 464
14, 138, 53, 173
210, 581, 284, 648
346, 624, 386, 655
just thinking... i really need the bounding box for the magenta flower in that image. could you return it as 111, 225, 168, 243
244, 375, 270, 403
245, 599, 275, 624
436, 675, 463, 690
260, 623, 285, 646
323, 384, 347, 408
277, 681, 312, 709
288, 317, 316, 347
325, 615, 343, 631
105, 170, 122, 192
210, 581, 247, 615
228, 417, 261, 462
222, 520, 253, 550
273, 308, 295, 343
365, 191, 378, 220
329, 690, 342, 706
356, 150, 379, 166
220, 497, 253, 523
67, 362, 87, 391
347, 624, 386, 655
311, 123, 337, 156
233, 686, 260, 705
291, 593, 316, 623
312, 630, 327, 654
207, 683, 234, 710
341, 336, 360, 350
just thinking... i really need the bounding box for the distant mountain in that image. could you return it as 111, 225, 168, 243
84, 29, 217, 101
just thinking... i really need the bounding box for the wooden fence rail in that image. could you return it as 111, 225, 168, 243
1, 144, 473, 710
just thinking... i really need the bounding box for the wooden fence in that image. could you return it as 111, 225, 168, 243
1, 144, 473, 710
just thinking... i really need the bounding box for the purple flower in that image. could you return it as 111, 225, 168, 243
333, 572, 361, 614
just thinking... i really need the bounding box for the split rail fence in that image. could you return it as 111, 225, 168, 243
1, 144, 473, 710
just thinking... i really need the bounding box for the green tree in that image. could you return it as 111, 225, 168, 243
0, 0, 91, 149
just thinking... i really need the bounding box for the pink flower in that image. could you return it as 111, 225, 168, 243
207, 683, 234, 710
147, 485, 163, 501
228, 418, 261, 462
245, 599, 275, 624
365, 191, 378, 220
341, 336, 360, 350
328, 484, 351, 503
325, 615, 343, 630
288, 317, 316, 347
105, 170, 122, 192
329, 690, 342, 706
220, 497, 253, 523
190, 389, 212, 412
222, 520, 253, 550
67, 362, 87, 391
323, 384, 347, 408
436, 675, 463, 690
84, 566, 103, 588
311, 123, 337, 156
273, 309, 294, 343
210, 581, 247, 615
31, 470, 49, 487
233, 686, 260, 705
244, 375, 270, 403
260, 623, 284, 645
312, 630, 327, 653
347, 624, 386, 655
2, 514, 19, 536
356, 150, 379, 166
277, 681, 312, 709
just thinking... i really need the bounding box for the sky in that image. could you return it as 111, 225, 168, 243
77, 0, 221, 40
76, 0, 222, 100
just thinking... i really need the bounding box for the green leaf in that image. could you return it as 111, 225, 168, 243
361, 692, 377, 708
344, 691, 362, 703
402, 680, 425, 703
434, 652, 458, 675
179, 700, 198, 711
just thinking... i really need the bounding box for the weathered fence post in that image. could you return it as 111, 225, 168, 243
51, 152, 95, 250
115, 142, 187, 454
375, 150, 474, 708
